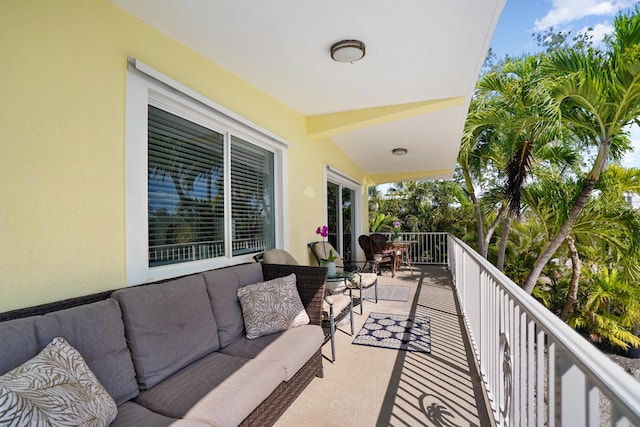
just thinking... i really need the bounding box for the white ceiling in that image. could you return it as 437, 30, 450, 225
111, 0, 506, 182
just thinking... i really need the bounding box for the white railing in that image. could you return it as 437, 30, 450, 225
149, 238, 268, 265
149, 240, 225, 265
381, 232, 448, 264
448, 234, 640, 426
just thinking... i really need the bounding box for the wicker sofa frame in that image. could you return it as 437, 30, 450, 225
0, 262, 327, 427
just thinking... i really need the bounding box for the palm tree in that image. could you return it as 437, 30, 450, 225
459, 98, 507, 258
571, 267, 640, 350
519, 166, 640, 323
522, 9, 640, 294
465, 54, 568, 270
562, 188, 640, 320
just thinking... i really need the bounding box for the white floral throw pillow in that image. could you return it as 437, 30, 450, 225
0, 336, 117, 426
237, 273, 310, 339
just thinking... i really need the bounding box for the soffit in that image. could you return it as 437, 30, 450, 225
111, 0, 506, 183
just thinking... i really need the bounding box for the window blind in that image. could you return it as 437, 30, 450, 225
147, 106, 225, 266
231, 136, 275, 255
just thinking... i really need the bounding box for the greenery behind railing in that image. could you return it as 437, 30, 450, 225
380, 232, 449, 265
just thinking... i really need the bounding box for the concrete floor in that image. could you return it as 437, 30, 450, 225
275, 265, 495, 427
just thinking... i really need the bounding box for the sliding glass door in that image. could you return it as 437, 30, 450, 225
326, 176, 358, 261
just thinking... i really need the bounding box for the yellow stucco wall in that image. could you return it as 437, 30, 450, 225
0, 0, 367, 312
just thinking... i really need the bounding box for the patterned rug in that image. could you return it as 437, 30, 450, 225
352, 312, 431, 353
362, 285, 411, 302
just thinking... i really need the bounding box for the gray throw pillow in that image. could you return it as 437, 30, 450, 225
237, 273, 309, 339
0, 337, 117, 426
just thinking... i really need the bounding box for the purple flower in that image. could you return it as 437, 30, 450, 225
316, 225, 329, 238
315, 225, 336, 262
392, 220, 402, 240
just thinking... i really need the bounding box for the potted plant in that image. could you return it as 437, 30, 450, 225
316, 225, 338, 276
391, 220, 402, 242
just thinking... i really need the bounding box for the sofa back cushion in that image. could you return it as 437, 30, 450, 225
0, 316, 41, 376
201, 263, 264, 347
36, 298, 139, 405
112, 274, 219, 389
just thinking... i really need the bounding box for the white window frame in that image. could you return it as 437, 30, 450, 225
125, 58, 288, 284
324, 165, 362, 261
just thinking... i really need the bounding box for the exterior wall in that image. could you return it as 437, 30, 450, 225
625, 192, 640, 209
0, 0, 367, 311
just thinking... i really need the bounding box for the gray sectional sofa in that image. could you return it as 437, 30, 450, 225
0, 262, 327, 426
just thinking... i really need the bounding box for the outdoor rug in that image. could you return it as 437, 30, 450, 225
362, 285, 411, 302
352, 312, 431, 353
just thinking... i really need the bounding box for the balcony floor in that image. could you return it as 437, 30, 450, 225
275, 265, 495, 427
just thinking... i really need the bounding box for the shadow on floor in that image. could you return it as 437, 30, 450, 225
375, 266, 494, 427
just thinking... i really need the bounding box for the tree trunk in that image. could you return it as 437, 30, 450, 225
522, 178, 597, 294
560, 235, 581, 321
522, 138, 611, 294
485, 202, 507, 261
463, 168, 486, 258
497, 211, 513, 271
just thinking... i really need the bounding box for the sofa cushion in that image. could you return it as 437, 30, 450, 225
237, 273, 309, 339
0, 337, 117, 426
112, 274, 219, 389
202, 262, 264, 347
36, 298, 139, 405
135, 352, 283, 426
219, 330, 282, 358
220, 324, 324, 381
0, 316, 41, 376
311, 241, 344, 269
111, 402, 211, 427
181, 358, 284, 427
350, 272, 378, 288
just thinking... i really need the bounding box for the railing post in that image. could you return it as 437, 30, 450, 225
556, 348, 586, 426
447, 233, 640, 427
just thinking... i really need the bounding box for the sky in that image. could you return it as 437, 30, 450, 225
489, 0, 640, 167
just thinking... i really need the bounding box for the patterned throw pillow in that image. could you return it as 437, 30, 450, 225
0, 336, 118, 426
237, 273, 310, 339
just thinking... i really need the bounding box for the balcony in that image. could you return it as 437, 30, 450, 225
275, 233, 640, 426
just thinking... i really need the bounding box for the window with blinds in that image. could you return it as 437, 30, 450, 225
147, 106, 274, 267
231, 136, 274, 256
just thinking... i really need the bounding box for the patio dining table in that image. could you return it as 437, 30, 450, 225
386, 240, 414, 273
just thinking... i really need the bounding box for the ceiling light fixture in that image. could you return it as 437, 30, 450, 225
392, 147, 408, 156
330, 39, 366, 63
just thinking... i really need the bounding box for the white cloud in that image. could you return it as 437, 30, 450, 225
577, 22, 614, 45
534, 0, 635, 31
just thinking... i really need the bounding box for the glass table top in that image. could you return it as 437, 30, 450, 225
326, 270, 356, 282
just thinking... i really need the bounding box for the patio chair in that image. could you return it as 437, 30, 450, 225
255, 248, 299, 265
258, 248, 353, 362
358, 234, 397, 277
308, 241, 378, 315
